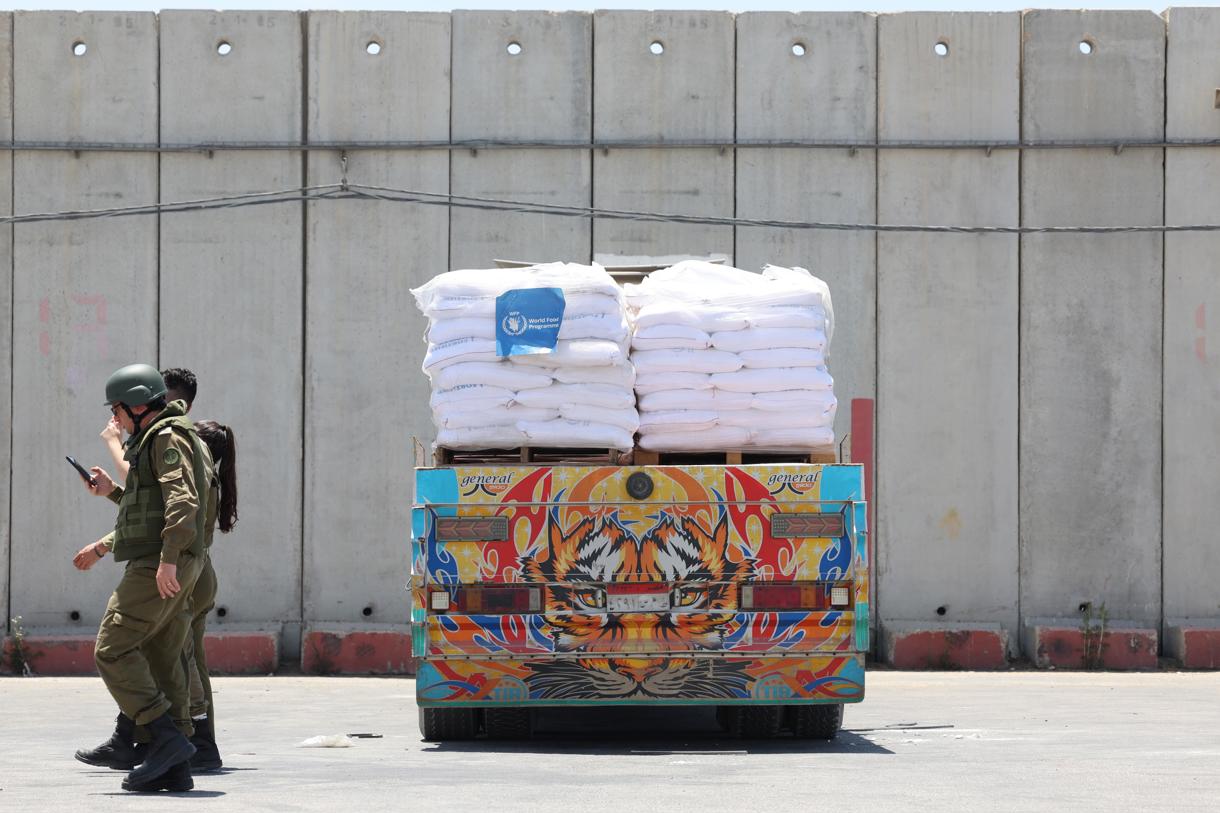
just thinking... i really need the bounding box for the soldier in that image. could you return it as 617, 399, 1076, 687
86, 366, 226, 773
72, 364, 210, 792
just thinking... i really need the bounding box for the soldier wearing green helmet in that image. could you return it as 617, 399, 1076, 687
74, 363, 212, 793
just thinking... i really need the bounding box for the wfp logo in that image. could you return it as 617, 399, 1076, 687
501, 312, 527, 336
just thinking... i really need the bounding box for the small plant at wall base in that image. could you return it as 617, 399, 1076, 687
8, 616, 33, 676
1080, 602, 1109, 670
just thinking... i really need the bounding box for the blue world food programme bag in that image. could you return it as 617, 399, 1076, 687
495, 287, 566, 357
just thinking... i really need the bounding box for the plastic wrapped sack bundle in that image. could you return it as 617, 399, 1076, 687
624, 261, 836, 451
411, 262, 638, 450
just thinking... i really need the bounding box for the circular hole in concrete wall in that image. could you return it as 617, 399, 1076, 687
791, 42, 806, 57
72, 40, 87, 57
70, 610, 81, 622
934, 40, 949, 58
216, 606, 228, 618
1078, 601, 1092, 613
935, 605, 947, 617
366, 41, 382, 56
217, 41, 233, 57
506, 41, 522, 56
362, 606, 374, 617
649, 40, 665, 56
1079, 39, 1094, 55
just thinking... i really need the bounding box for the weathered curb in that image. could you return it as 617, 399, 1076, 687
1023, 618, 1158, 670
1, 627, 279, 676
1165, 621, 1220, 669
301, 624, 418, 676
880, 621, 1009, 669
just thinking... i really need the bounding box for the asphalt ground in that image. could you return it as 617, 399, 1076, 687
1, 671, 1216, 812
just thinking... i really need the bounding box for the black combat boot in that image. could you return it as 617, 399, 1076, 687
75, 714, 142, 770
122, 760, 193, 793
121, 712, 196, 789
189, 716, 223, 772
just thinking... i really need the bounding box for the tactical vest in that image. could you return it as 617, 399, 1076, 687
112, 411, 209, 563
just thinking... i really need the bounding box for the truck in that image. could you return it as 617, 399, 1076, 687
411, 449, 868, 740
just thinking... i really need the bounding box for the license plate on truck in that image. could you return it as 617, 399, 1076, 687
606, 584, 669, 613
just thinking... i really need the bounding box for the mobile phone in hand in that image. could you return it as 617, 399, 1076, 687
66, 456, 97, 487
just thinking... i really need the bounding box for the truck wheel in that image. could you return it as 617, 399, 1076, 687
483, 708, 532, 739
722, 706, 782, 739
418, 707, 478, 741
790, 704, 843, 740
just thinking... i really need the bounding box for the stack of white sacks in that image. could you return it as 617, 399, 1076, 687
411, 262, 639, 451
625, 261, 837, 451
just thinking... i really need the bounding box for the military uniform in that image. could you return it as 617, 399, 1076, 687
95, 399, 210, 734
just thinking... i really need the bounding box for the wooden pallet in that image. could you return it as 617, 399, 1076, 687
632, 447, 838, 466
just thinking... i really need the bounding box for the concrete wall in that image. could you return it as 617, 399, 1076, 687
1, 10, 1216, 667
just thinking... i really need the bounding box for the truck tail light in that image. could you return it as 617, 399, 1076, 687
430, 586, 541, 614
740, 582, 852, 611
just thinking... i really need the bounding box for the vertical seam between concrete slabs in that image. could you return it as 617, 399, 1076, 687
299, 10, 309, 644
5, 11, 13, 635
1158, 12, 1167, 648
588, 12, 596, 263
447, 13, 454, 271
871, 11, 880, 652
1016, 9, 1025, 653
730, 12, 737, 267
155, 12, 162, 369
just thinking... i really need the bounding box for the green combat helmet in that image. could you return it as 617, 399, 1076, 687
105, 364, 169, 435
105, 364, 167, 407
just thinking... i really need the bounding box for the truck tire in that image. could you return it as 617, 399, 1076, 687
483, 708, 532, 739
418, 707, 478, 741
790, 704, 843, 740
722, 706, 782, 739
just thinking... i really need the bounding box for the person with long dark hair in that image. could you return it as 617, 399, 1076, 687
184, 420, 238, 771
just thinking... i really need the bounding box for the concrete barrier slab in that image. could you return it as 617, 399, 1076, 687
159, 12, 303, 633
1020, 11, 1163, 631
305, 11, 449, 628
450, 12, 590, 269
10, 12, 158, 629
878, 13, 1020, 651
593, 11, 734, 260
0, 13, 11, 639
1164, 8, 1220, 628
1022, 10, 1165, 140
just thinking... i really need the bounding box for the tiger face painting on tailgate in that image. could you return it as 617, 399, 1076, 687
412, 464, 868, 706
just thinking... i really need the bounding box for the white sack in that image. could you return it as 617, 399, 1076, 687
429, 384, 515, 410
638, 427, 750, 451
515, 384, 635, 410
634, 372, 712, 393
518, 419, 634, 451
716, 408, 836, 430
750, 390, 839, 413
508, 339, 626, 369
738, 348, 827, 369
439, 406, 559, 430
559, 404, 640, 433
750, 427, 836, 449
711, 367, 834, 393
638, 410, 719, 433
432, 361, 553, 391
551, 364, 636, 388
412, 262, 622, 319
436, 427, 528, 449
638, 389, 754, 412
632, 348, 743, 374
432, 397, 518, 420
422, 337, 499, 372
710, 327, 827, 354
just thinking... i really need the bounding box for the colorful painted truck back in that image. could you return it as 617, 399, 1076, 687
412, 462, 868, 740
